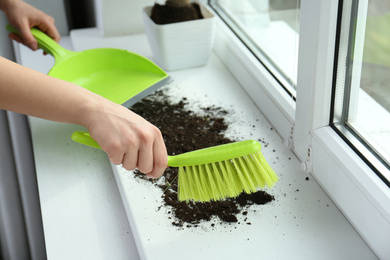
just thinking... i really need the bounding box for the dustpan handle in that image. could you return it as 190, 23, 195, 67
6, 24, 73, 60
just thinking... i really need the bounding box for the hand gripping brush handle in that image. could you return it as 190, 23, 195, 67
71, 131, 278, 202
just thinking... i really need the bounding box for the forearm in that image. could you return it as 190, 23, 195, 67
0, 57, 102, 127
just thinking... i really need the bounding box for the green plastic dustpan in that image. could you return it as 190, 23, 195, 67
7, 25, 171, 107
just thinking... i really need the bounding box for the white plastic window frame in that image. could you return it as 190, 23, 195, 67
210, 0, 390, 258
209, 0, 299, 99
332, 0, 390, 183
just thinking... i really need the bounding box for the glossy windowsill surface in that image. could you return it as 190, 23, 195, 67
14, 27, 377, 259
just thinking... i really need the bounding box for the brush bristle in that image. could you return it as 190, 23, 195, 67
177, 151, 278, 202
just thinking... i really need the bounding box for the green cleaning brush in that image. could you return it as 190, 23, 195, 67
71, 131, 278, 202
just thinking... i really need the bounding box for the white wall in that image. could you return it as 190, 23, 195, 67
95, 0, 155, 36
24, 0, 69, 36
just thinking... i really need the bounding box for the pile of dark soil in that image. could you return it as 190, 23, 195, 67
131, 90, 274, 227
151, 2, 202, 25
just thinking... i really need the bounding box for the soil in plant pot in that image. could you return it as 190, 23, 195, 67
151, 2, 203, 25
131, 89, 274, 228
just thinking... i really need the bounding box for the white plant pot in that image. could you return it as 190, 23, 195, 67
142, 2, 216, 71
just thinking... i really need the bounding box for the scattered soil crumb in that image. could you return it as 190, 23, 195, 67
131, 89, 274, 227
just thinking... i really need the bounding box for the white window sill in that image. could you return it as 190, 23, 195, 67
312, 126, 390, 256
13, 26, 377, 259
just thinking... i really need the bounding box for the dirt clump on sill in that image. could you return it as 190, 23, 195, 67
151, 3, 202, 25
131, 90, 274, 227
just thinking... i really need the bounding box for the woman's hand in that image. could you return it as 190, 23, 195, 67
0, 0, 60, 50
83, 99, 168, 178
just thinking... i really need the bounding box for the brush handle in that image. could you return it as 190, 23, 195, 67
71, 131, 102, 149
71, 131, 175, 164
167, 140, 261, 167
71, 131, 262, 167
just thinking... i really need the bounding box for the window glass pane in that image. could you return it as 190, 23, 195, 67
209, 0, 300, 98
332, 0, 390, 185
